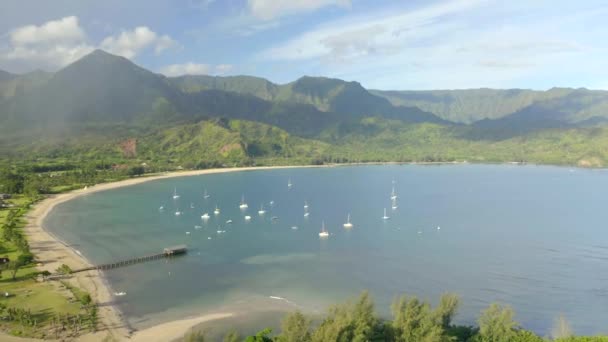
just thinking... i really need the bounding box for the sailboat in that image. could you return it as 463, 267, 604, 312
214, 205, 220, 215
391, 197, 398, 210
288, 178, 293, 189
319, 221, 329, 238
201, 212, 210, 220
343, 214, 353, 228
172, 188, 180, 199
390, 186, 397, 200
258, 204, 266, 215
239, 195, 248, 209
303, 200, 309, 209
175, 210, 182, 216
304, 207, 310, 217
244, 215, 252, 221
190, 202, 195, 209
203, 189, 210, 199
382, 208, 390, 220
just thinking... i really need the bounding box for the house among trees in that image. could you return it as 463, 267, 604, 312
0, 193, 12, 199
0, 257, 10, 265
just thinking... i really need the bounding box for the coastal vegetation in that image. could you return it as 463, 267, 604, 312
183, 292, 608, 342
0, 194, 98, 339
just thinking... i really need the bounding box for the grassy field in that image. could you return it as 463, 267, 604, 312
0, 196, 90, 338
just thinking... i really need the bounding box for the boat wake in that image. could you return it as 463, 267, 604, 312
269, 295, 297, 307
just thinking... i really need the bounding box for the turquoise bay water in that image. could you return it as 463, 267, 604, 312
45, 165, 608, 334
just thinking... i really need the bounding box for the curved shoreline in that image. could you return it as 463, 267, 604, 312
21, 165, 318, 341
15, 161, 597, 341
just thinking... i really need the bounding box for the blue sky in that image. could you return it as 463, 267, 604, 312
1, 0, 607, 90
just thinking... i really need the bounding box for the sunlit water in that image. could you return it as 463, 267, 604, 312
45, 165, 608, 335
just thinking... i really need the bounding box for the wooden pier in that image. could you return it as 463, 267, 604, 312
70, 245, 187, 274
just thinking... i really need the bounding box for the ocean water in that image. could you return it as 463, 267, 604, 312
44, 165, 608, 335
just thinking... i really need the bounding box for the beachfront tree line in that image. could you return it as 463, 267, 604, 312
0, 205, 33, 280
183, 292, 607, 342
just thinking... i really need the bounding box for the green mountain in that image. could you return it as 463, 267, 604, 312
0, 50, 445, 136
0, 69, 16, 82
3, 49, 608, 169
0, 70, 53, 100
371, 88, 608, 125
170, 75, 279, 100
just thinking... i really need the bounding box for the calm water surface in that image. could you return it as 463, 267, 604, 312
45, 165, 608, 335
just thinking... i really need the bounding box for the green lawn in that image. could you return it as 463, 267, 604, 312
0, 196, 89, 338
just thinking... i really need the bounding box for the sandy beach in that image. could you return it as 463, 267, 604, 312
20, 165, 314, 341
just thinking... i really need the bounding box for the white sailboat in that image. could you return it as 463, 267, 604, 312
258, 204, 266, 215
239, 195, 248, 209
319, 221, 329, 238
175, 210, 182, 216
244, 215, 252, 221
288, 178, 293, 189
382, 208, 390, 220
172, 188, 180, 199
343, 213, 353, 228
214, 205, 220, 215
304, 207, 310, 217
190, 202, 195, 209
391, 198, 398, 210
201, 212, 210, 220
390, 186, 397, 200
303, 200, 309, 209
204, 189, 210, 199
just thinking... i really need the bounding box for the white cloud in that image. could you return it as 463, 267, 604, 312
1, 16, 94, 70
257, 0, 608, 89
10, 16, 85, 46
214, 64, 233, 75
159, 62, 211, 76
258, 0, 485, 62
0, 17, 177, 71
159, 62, 234, 77
100, 26, 177, 59
248, 0, 351, 20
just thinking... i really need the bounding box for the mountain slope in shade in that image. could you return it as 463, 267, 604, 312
2, 49, 188, 128
3, 49, 608, 146
170, 75, 279, 100
0, 50, 447, 138
0, 69, 16, 82
371, 87, 608, 125
0, 70, 53, 100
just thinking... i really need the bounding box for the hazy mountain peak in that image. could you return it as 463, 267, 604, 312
0, 69, 17, 81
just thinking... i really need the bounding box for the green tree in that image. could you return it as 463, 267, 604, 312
245, 328, 273, 342
17, 252, 34, 265
81, 293, 92, 307
474, 303, 518, 342
434, 293, 460, 329
512, 330, 544, 342
223, 330, 241, 342
390, 296, 443, 342
552, 314, 573, 340
278, 310, 311, 342
8, 259, 24, 280
184, 330, 207, 342
312, 291, 379, 342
